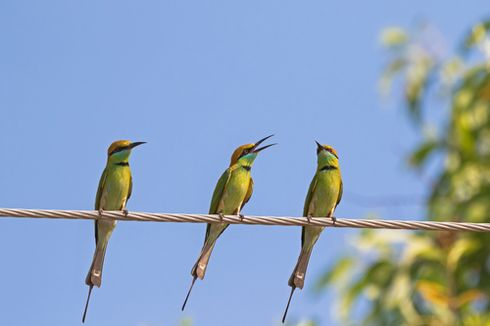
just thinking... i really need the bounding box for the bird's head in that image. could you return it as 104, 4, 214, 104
315, 141, 339, 166
107, 140, 146, 162
229, 134, 276, 167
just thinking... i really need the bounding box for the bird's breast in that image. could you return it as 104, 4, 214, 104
219, 169, 251, 214
100, 167, 132, 210
308, 170, 341, 217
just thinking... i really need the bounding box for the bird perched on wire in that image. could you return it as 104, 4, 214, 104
282, 141, 342, 323
182, 135, 276, 310
82, 140, 145, 323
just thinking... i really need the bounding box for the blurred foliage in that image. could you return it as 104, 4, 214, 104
179, 317, 193, 326
287, 319, 320, 326
317, 21, 490, 326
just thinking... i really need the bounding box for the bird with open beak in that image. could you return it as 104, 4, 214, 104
182, 135, 276, 310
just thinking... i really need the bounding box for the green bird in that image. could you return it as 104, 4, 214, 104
82, 140, 145, 323
181, 135, 276, 310
282, 141, 343, 323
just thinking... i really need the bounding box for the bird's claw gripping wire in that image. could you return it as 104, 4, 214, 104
0, 208, 489, 231
122, 209, 129, 217
218, 213, 225, 222
331, 216, 337, 226
306, 214, 312, 224
239, 214, 245, 221
98, 209, 104, 217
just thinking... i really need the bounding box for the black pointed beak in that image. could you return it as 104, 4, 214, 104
315, 140, 324, 151
252, 134, 276, 153
254, 134, 274, 148
129, 141, 146, 149
253, 143, 277, 153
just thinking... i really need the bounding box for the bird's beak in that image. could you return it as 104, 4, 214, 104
315, 140, 324, 151
253, 143, 277, 153
252, 134, 276, 153
129, 141, 146, 149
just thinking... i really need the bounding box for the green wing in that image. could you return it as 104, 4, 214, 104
240, 177, 254, 210
205, 167, 232, 242
208, 167, 232, 214
301, 173, 318, 246
336, 180, 343, 208
94, 167, 108, 244
302, 174, 318, 217
127, 174, 133, 202
94, 168, 107, 210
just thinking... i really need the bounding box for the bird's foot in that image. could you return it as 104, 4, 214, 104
218, 213, 225, 222
122, 209, 129, 217
306, 214, 312, 224
98, 209, 104, 217
238, 214, 245, 221
331, 216, 337, 226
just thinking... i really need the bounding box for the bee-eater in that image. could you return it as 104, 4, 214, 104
282, 142, 342, 323
82, 140, 145, 323
181, 135, 276, 310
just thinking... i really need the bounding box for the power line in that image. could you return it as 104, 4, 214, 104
0, 208, 488, 232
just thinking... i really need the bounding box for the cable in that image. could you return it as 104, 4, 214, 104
0, 208, 488, 232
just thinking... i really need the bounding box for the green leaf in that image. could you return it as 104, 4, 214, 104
409, 139, 439, 168
461, 20, 490, 54
380, 27, 408, 47
447, 237, 480, 271
314, 256, 355, 291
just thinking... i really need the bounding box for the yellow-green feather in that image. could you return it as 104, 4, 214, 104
301, 167, 342, 250
205, 168, 232, 242
87, 155, 133, 287
196, 161, 253, 280
209, 168, 231, 214
204, 164, 252, 245
241, 177, 254, 210
95, 168, 107, 211
294, 149, 343, 283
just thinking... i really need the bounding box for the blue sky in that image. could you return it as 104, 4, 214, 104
0, 1, 487, 325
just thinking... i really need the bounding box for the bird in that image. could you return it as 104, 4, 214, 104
181, 135, 276, 310
282, 141, 343, 323
82, 140, 145, 323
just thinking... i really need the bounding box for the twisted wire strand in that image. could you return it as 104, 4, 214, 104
0, 208, 488, 232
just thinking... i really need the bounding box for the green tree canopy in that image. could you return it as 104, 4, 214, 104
317, 21, 490, 326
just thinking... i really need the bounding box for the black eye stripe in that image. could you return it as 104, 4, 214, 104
327, 149, 338, 159
109, 145, 131, 156
239, 148, 253, 158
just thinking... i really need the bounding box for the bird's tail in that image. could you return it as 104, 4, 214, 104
86, 220, 115, 287
288, 247, 313, 289
182, 275, 197, 311
181, 240, 217, 310
82, 220, 115, 322
191, 240, 217, 280
282, 286, 296, 323
85, 240, 109, 287
81, 241, 108, 322
82, 285, 93, 323
281, 248, 313, 323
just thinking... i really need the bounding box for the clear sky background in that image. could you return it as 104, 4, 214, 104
0, 1, 487, 325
